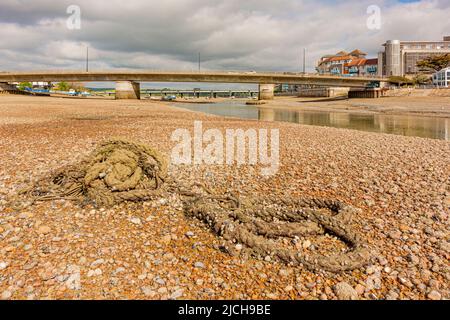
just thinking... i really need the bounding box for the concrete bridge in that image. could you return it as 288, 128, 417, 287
0, 70, 385, 100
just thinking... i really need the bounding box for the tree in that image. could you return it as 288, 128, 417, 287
388, 76, 414, 87
17, 82, 32, 91
412, 74, 431, 85
56, 82, 70, 91
416, 53, 450, 73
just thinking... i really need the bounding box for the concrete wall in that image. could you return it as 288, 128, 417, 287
0, 82, 16, 91
384, 88, 450, 97
348, 88, 384, 99
0, 82, 20, 95
297, 87, 349, 98
258, 84, 275, 100
115, 81, 140, 100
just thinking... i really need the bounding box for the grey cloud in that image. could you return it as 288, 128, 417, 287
0, 0, 449, 72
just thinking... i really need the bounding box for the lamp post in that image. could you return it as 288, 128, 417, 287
303, 48, 306, 74
86, 46, 89, 72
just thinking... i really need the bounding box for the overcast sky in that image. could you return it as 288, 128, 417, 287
0, 0, 449, 88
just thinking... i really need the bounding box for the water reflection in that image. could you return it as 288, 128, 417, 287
176, 102, 450, 141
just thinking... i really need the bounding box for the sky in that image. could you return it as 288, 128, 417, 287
0, 0, 449, 88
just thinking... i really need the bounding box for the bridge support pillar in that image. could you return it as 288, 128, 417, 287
258, 84, 275, 100
115, 81, 140, 99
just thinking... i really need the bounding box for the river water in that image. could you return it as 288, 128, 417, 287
175, 101, 450, 141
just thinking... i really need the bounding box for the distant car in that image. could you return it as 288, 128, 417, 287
161, 95, 176, 101
366, 81, 380, 88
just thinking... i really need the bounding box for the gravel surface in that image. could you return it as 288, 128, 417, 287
0, 95, 449, 300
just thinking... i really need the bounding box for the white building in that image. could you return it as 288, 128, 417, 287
432, 67, 450, 87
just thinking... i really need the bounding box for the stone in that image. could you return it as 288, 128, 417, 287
196, 279, 204, 286
1, 290, 12, 300
37, 225, 51, 234
185, 231, 194, 238
91, 259, 105, 267
138, 274, 147, 280
388, 230, 401, 240
194, 262, 205, 269
130, 217, 142, 225
427, 290, 442, 300
406, 254, 420, 265
170, 289, 184, 300
279, 269, 289, 277
385, 290, 399, 300
284, 285, 293, 292
87, 268, 102, 277
355, 284, 365, 295
157, 287, 168, 294
142, 287, 156, 297
302, 240, 312, 249
162, 235, 172, 244
334, 282, 358, 300
0, 262, 8, 270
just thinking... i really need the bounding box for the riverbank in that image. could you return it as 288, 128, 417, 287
263, 96, 450, 118
0, 95, 448, 300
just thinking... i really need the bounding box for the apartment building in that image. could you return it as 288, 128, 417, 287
378, 36, 450, 76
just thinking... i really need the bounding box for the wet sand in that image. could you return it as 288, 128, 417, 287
260, 96, 450, 118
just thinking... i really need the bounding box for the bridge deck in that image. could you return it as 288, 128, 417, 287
0, 71, 384, 88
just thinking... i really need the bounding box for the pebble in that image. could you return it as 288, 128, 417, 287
334, 282, 358, 300
385, 290, 399, 300
427, 290, 442, 300
1, 290, 12, 300
130, 217, 142, 225
141, 287, 156, 297
0, 262, 8, 270
284, 285, 293, 292
87, 268, 102, 277
194, 262, 205, 269
185, 231, 195, 238
279, 269, 289, 277
161, 235, 172, 244
157, 287, 168, 294
407, 254, 420, 265
170, 289, 184, 300
91, 259, 105, 267
37, 225, 51, 234
355, 284, 365, 295
388, 230, 401, 240
196, 279, 204, 286
302, 240, 312, 249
